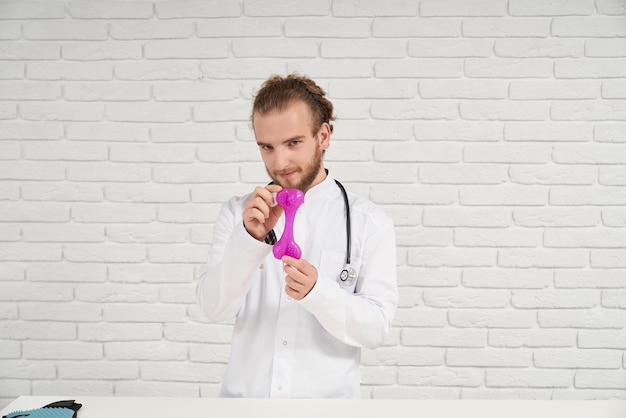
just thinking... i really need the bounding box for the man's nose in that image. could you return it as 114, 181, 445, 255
273, 148, 289, 170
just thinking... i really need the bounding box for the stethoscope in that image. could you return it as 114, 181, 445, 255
333, 179, 357, 287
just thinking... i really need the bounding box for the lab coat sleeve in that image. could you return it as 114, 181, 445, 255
298, 216, 398, 349
196, 196, 272, 322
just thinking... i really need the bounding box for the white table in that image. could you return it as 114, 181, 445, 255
2, 396, 625, 418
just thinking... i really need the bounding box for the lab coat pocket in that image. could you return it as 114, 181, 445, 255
319, 250, 361, 294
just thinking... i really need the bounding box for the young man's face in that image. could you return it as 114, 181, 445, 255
253, 100, 330, 192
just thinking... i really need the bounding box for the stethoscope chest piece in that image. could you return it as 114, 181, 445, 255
339, 265, 357, 286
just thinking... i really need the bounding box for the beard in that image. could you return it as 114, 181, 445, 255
266, 141, 324, 192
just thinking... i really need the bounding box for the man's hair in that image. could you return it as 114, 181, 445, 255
252, 73, 336, 135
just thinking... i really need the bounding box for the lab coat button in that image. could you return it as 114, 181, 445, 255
278, 386, 283, 391
282, 340, 287, 345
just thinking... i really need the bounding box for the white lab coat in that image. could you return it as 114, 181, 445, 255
197, 173, 398, 398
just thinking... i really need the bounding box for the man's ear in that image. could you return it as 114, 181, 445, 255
318, 122, 331, 150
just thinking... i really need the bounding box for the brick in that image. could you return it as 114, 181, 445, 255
334, 0, 417, 17
556, 58, 626, 78
595, 123, 626, 143
509, 0, 594, 16
496, 38, 583, 58
376, 59, 463, 78
552, 100, 626, 121
555, 269, 626, 288
0, 360, 56, 379
233, 38, 318, 58
395, 226, 452, 247
0, 81, 61, 100
79, 323, 162, 342
104, 341, 187, 361
112, 21, 193, 40
156, 0, 240, 18
144, 39, 228, 59
72, 203, 155, 223
421, 0, 506, 16
591, 250, 626, 268
331, 79, 417, 99
28, 61, 112, 80
398, 366, 482, 386
23, 141, 107, 161
510, 165, 596, 185
545, 228, 626, 248
69, 1, 153, 18
152, 123, 235, 143
447, 348, 531, 367
286, 18, 371, 37
22, 182, 103, 202
603, 208, 626, 226
463, 18, 550, 37
420, 80, 507, 99
106, 224, 189, 244
24, 341, 102, 360
106, 102, 190, 123
0, 41, 60, 60
0, 22, 20, 40
510, 80, 597, 100
115, 61, 200, 81
110, 144, 195, 163
62, 42, 142, 61
0, 1, 66, 19
141, 361, 222, 383
461, 100, 549, 121
20, 302, 101, 322
489, 329, 576, 348
108, 263, 194, 283
464, 143, 551, 163
374, 17, 461, 37
22, 224, 104, 243
587, 39, 626, 58
575, 370, 626, 389
0, 202, 69, 221
552, 17, 626, 37
409, 248, 497, 267
397, 267, 460, 287
148, 244, 208, 263
514, 207, 601, 227
424, 208, 511, 227
420, 164, 508, 184
58, 361, 139, 379
153, 80, 238, 101
550, 186, 626, 206
75, 283, 159, 303
152, 164, 239, 184
322, 39, 407, 58
105, 184, 189, 204
465, 58, 552, 78
424, 289, 509, 308
499, 249, 587, 268
460, 186, 548, 206
198, 18, 281, 38
67, 122, 149, 142
512, 290, 600, 309
486, 369, 572, 388
538, 309, 625, 328
24, 21, 107, 40
33, 380, 113, 395
414, 121, 503, 141
103, 304, 187, 323
375, 142, 461, 162
602, 290, 626, 308
578, 330, 626, 349
409, 39, 493, 57
27, 262, 107, 283
194, 101, 251, 122
0, 61, 23, 79
504, 122, 593, 141
456, 228, 542, 247
67, 162, 151, 182
64, 244, 146, 263
371, 100, 458, 119
535, 349, 622, 369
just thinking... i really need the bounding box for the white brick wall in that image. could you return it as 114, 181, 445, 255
1, 0, 625, 405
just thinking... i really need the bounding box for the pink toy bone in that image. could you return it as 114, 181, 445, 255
272, 188, 305, 260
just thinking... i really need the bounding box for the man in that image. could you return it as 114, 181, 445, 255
196, 73, 398, 398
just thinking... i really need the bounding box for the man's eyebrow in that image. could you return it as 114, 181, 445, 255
257, 135, 306, 147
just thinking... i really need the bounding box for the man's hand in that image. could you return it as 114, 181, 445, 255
243, 184, 283, 241
282, 256, 318, 300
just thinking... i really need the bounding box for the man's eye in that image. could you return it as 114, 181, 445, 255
289, 140, 300, 146
260, 145, 272, 151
